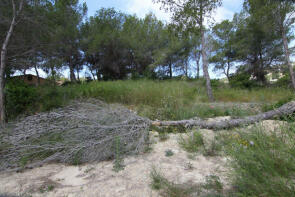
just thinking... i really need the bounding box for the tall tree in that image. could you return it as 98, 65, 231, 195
210, 20, 236, 80
233, 5, 284, 83
0, 0, 24, 126
267, 0, 295, 90
53, 0, 87, 82
154, 0, 222, 101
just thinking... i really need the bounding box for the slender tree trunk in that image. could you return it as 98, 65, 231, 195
282, 28, 295, 90
185, 60, 188, 77
69, 60, 76, 82
169, 62, 172, 78
34, 65, 40, 86
96, 68, 101, 80
196, 51, 201, 79
226, 61, 230, 81
0, 0, 21, 126
90, 69, 95, 80
77, 70, 80, 81
201, 29, 214, 102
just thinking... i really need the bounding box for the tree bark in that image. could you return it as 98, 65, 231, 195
201, 29, 214, 102
196, 51, 201, 79
282, 28, 295, 90
69, 63, 76, 82
226, 60, 230, 81
169, 62, 172, 78
34, 65, 40, 86
0, 0, 23, 126
152, 101, 295, 130
77, 70, 80, 81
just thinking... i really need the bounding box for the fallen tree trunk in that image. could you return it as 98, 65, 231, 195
152, 101, 295, 130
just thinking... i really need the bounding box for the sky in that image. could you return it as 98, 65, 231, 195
81, 0, 244, 24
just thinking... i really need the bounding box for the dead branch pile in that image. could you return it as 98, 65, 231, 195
0, 99, 150, 171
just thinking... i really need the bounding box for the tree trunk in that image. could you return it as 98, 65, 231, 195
196, 51, 201, 79
34, 65, 40, 86
169, 62, 172, 78
96, 68, 101, 80
69, 64, 76, 82
0, 0, 20, 126
226, 60, 230, 81
201, 29, 214, 102
282, 28, 295, 90
77, 70, 80, 81
152, 101, 295, 130
90, 69, 96, 80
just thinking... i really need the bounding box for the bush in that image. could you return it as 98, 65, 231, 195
210, 79, 222, 89
229, 73, 260, 89
5, 80, 38, 119
178, 131, 204, 153
274, 74, 291, 87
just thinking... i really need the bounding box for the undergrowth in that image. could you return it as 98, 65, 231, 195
5, 79, 294, 121
222, 123, 295, 197
150, 167, 224, 197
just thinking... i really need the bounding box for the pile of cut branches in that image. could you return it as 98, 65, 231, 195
0, 99, 150, 171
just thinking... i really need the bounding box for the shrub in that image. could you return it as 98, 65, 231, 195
5, 80, 38, 119
165, 149, 174, 157
178, 132, 204, 153
229, 73, 260, 89
275, 74, 291, 87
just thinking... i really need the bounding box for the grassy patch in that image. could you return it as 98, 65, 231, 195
150, 167, 224, 197
159, 132, 169, 141
178, 132, 204, 153
6, 79, 294, 121
222, 124, 295, 197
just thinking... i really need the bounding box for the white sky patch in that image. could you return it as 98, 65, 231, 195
126, 0, 171, 21
126, 0, 242, 27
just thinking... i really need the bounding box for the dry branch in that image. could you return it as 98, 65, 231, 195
152, 101, 295, 130
0, 99, 150, 172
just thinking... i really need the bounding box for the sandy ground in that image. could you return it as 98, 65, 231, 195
0, 132, 229, 197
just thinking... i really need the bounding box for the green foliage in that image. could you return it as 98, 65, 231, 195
150, 167, 199, 197
165, 149, 174, 157
5, 80, 294, 121
223, 124, 295, 197
150, 168, 225, 197
5, 80, 38, 119
179, 132, 204, 153
112, 136, 125, 172
159, 132, 169, 141
203, 175, 223, 193
229, 73, 259, 89
275, 74, 292, 87
203, 140, 222, 157
39, 185, 55, 193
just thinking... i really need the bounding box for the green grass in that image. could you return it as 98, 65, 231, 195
150, 167, 224, 197
178, 131, 204, 153
220, 123, 295, 197
6, 79, 295, 121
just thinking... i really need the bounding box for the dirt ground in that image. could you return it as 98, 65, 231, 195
0, 132, 229, 197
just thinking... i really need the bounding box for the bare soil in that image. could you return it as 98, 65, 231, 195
0, 132, 229, 197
